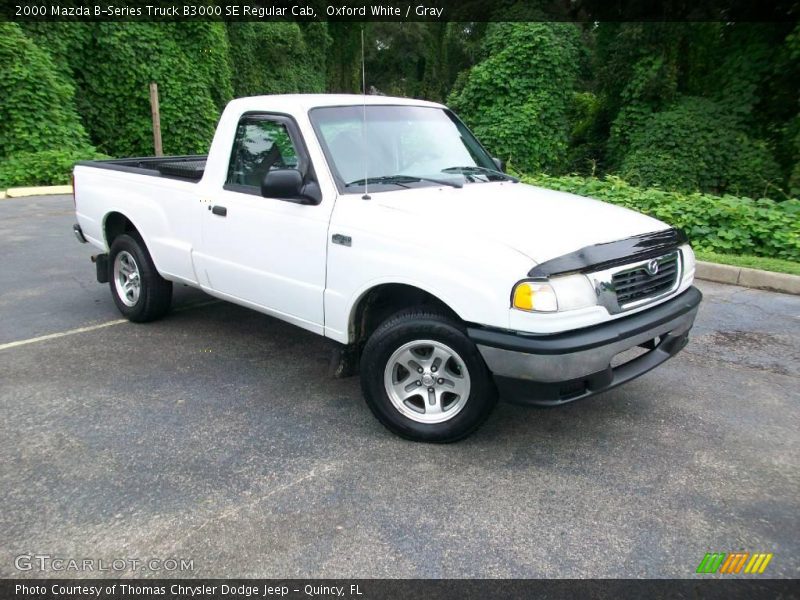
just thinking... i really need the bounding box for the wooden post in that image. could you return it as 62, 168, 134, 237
149, 82, 163, 156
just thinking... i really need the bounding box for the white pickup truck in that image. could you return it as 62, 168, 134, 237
73, 94, 701, 442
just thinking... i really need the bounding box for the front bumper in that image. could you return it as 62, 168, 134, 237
468, 286, 702, 406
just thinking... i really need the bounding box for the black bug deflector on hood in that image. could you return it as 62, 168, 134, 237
527, 228, 688, 278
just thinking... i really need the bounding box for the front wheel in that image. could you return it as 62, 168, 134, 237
360, 309, 497, 442
108, 233, 172, 322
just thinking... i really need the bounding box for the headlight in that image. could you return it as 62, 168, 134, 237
512, 274, 596, 313
512, 281, 558, 312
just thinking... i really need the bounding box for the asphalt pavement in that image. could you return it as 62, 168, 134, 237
1, 194, 798, 578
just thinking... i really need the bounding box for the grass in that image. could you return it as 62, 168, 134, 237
695, 250, 800, 276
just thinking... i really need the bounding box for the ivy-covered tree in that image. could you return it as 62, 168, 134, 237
594, 22, 795, 197
72, 24, 225, 156
767, 24, 800, 197
2, 19, 797, 200
326, 22, 361, 93
448, 22, 581, 173
226, 22, 330, 97
23, 23, 228, 157
171, 22, 234, 112
619, 96, 782, 197
0, 23, 100, 187
364, 23, 431, 98
0, 23, 92, 156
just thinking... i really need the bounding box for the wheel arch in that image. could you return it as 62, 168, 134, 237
103, 211, 143, 249
348, 282, 463, 348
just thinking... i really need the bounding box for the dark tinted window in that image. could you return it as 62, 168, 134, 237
226, 119, 299, 188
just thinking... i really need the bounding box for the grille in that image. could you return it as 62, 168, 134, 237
613, 252, 680, 306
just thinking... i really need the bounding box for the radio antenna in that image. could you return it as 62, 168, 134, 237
360, 25, 370, 200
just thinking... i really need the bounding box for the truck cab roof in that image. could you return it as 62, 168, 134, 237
224, 94, 446, 114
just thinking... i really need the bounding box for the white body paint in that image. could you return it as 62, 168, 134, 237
74, 94, 695, 345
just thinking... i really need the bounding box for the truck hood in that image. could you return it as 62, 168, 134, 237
374, 181, 668, 264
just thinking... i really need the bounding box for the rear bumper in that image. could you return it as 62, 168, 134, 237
468, 286, 702, 406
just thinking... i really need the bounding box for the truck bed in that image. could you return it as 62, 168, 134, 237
77, 155, 207, 182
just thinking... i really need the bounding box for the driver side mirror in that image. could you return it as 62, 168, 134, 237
261, 168, 304, 199
492, 157, 506, 172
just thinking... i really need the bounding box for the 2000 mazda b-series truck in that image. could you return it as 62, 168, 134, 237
73, 94, 702, 442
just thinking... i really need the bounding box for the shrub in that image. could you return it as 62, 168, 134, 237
0, 149, 108, 188
618, 96, 783, 197
522, 173, 800, 262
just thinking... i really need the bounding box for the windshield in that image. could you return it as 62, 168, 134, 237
309, 105, 507, 192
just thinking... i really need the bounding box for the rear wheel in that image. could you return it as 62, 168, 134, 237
361, 309, 497, 442
108, 233, 172, 322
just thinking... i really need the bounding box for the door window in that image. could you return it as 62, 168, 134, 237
226, 119, 300, 189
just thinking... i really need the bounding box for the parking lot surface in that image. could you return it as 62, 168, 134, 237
1, 194, 798, 578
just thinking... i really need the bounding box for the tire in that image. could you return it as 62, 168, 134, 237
108, 233, 172, 322
360, 308, 497, 442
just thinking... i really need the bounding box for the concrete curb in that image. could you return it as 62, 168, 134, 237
3, 185, 72, 198
696, 261, 800, 295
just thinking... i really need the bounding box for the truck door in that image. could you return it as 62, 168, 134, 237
195, 113, 330, 334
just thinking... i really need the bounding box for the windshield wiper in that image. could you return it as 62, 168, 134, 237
441, 166, 519, 183
346, 176, 411, 188
345, 175, 462, 189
